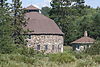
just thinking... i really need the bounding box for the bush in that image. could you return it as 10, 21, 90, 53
76, 57, 96, 67
73, 52, 88, 59
93, 55, 100, 64
0, 55, 33, 67
11, 45, 39, 57
0, 54, 36, 65
85, 41, 100, 55
48, 52, 76, 64
0, 43, 16, 54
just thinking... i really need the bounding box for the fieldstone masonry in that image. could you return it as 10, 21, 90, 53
27, 35, 64, 53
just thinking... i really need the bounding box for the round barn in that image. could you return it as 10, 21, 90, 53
24, 5, 64, 53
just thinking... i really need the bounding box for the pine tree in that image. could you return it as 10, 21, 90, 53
0, 0, 15, 53
91, 13, 100, 39
12, 0, 26, 44
49, 0, 85, 44
0, 0, 4, 7
41, 7, 51, 17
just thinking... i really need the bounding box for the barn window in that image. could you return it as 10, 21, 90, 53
26, 9, 39, 13
28, 44, 32, 47
45, 45, 48, 50
28, 35, 31, 39
52, 45, 54, 50
76, 45, 79, 49
58, 45, 61, 51
37, 45, 40, 50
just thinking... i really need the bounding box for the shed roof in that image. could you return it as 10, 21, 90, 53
71, 31, 95, 44
24, 12, 64, 35
71, 37, 95, 44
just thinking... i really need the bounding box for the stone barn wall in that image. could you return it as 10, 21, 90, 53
26, 35, 64, 53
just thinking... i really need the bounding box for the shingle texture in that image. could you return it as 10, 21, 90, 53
71, 31, 95, 44
71, 36, 95, 44
25, 5, 39, 10
24, 12, 64, 35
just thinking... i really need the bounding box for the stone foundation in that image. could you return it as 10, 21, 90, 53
26, 35, 64, 53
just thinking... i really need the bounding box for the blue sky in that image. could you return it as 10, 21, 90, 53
85, 0, 100, 8
7, 0, 100, 8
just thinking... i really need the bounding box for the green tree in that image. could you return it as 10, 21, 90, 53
0, 0, 15, 54
12, 0, 26, 44
49, 0, 86, 44
91, 13, 100, 39
85, 41, 100, 55
0, 0, 4, 7
78, 11, 100, 40
41, 7, 51, 17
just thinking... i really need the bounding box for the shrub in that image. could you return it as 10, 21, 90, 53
12, 45, 39, 57
0, 44, 16, 54
48, 52, 76, 64
85, 41, 100, 55
93, 55, 100, 64
0, 54, 36, 65
73, 52, 88, 59
76, 57, 96, 67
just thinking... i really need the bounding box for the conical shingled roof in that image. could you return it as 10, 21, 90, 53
71, 31, 95, 44
25, 5, 39, 10
24, 12, 64, 35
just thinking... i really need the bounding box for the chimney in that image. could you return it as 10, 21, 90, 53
84, 31, 88, 37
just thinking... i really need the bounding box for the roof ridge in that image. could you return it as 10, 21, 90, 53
71, 36, 95, 44
25, 5, 39, 10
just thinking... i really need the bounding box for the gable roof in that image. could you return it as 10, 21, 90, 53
24, 12, 64, 35
71, 31, 95, 44
25, 5, 39, 10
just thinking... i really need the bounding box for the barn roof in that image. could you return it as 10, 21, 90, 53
24, 12, 64, 35
71, 31, 95, 44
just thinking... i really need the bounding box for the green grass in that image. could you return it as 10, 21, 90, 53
0, 46, 100, 67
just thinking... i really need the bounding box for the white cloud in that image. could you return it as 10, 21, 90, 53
45, 0, 52, 2
8, 0, 51, 8
34, 0, 51, 9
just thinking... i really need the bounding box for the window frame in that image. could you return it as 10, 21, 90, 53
58, 45, 61, 51
45, 45, 48, 51
52, 45, 54, 50
37, 45, 40, 50
28, 35, 31, 39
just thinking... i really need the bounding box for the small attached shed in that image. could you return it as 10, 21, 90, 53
71, 31, 95, 51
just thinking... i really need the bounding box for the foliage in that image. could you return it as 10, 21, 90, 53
76, 58, 96, 67
63, 46, 73, 52
0, 54, 36, 66
91, 13, 100, 39
93, 55, 100, 64
41, 7, 51, 17
48, 0, 100, 45
0, 0, 100, 67
11, 0, 26, 44
73, 52, 88, 59
48, 52, 76, 63
0, 0, 14, 54
85, 41, 100, 55
0, 45, 99, 67
0, 0, 26, 54
0, 50, 99, 67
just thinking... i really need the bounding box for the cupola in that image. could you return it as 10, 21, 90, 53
25, 5, 39, 13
